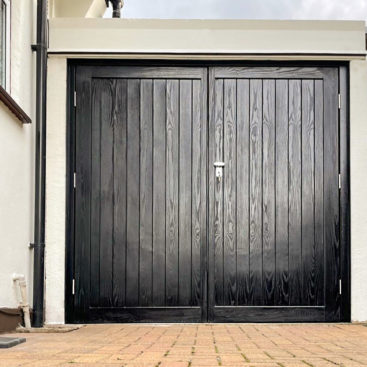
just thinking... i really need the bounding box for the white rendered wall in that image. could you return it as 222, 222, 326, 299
0, 0, 35, 309
45, 58, 67, 324
350, 60, 367, 322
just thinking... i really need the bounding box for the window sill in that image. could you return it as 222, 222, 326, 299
0, 85, 32, 124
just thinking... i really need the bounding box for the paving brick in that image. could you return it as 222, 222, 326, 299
1, 324, 367, 367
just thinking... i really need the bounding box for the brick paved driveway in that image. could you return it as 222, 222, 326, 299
1, 324, 367, 367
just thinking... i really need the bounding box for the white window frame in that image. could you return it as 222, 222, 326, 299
1, 0, 10, 91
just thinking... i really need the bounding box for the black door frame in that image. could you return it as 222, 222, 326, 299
65, 60, 350, 323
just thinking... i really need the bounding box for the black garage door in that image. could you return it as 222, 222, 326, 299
70, 65, 347, 323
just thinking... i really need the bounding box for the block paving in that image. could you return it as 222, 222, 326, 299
1, 324, 367, 366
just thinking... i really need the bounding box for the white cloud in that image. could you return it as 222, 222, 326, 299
105, 0, 367, 20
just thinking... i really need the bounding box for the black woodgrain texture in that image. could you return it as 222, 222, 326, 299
249, 79, 263, 306
179, 80, 193, 306
324, 69, 340, 321
262, 79, 276, 306
152, 80, 167, 307
301, 80, 315, 305
112, 80, 127, 307
74, 67, 207, 322
165, 79, 180, 306
73, 64, 343, 324
214, 78, 224, 306
223, 79, 237, 306
126, 79, 141, 307
75, 72, 92, 319
275, 80, 289, 306
192, 79, 202, 307
213, 306, 326, 322
208, 67, 216, 321
90, 80, 102, 308
314, 79, 324, 307
199, 72, 208, 321
208, 66, 341, 322
87, 307, 202, 323
236, 79, 250, 306
339, 66, 351, 322
139, 79, 153, 307
214, 67, 330, 79
288, 79, 302, 306
99, 79, 114, 307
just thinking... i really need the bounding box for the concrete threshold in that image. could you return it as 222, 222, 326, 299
16, 324, 85, 333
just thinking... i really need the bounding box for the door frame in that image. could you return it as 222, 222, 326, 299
65, 60, 350, 323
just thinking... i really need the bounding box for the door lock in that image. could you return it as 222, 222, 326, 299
214, 162, 225, 181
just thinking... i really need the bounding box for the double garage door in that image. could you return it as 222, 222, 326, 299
71, 65, 346, 323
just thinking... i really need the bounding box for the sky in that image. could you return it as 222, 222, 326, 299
104, 0, 367, 20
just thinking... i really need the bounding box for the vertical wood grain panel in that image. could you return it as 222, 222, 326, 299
314, 80, 324, 306
324, 70, 340, 321
275, 80, 289, 305
199, 73, 208, 319
166, 79, 179, 306
301, 80, 315, 305
214, 79, 224, 306
288, 79, 302, 306
208, 68, 216, 320
179, 80, 193, 306
192, 79, 202, 307
262, 79, 276, 305
236, 79, 250, 306
223, 79, 237, 306
90, 80, 101, 307
113, 80, 127, 307
152, 80, 167, 306
126, 79, 140, 306
99, 79, 113, 307
249, 79, 263, 305
75, 75, 92, 316
139, 79, 153, 306
339, 66, 350, 321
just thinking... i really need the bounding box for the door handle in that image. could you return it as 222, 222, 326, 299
214, 162, 225, 182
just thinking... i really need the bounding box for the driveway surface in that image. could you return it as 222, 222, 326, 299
1, 324, 367, 366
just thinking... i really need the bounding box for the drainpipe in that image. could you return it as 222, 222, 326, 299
106, 0, 123, 18
13, 274, 31, 329
30, 0, 47, 328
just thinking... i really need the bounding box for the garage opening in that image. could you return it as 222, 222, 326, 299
68, 64, 348, 323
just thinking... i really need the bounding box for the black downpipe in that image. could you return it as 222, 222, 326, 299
32, 0, 47, 328
106, 0, 122, 18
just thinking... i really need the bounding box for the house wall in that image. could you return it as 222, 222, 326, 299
45, 19, 367, 324
350, 60, 367, 322
0, 0, 35, 312
45, 58, 67, 325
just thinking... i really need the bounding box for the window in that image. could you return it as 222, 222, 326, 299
0, 0, 9, 89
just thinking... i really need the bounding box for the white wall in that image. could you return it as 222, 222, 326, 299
0, 0, 35, 309
350, 60, 367, 322
45, 58, 67, 325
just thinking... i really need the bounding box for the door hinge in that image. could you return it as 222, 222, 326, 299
73, 172, 76, 189
339, 279, 342, 295
72, 279, 75, 295
74, 91, 77, 108
338, 174, 341, 190
338, 93, 341, 109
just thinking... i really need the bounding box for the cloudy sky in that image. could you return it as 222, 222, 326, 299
105, 0, 367, 20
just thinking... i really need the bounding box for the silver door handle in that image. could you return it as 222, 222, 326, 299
214, 162, 225, 181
